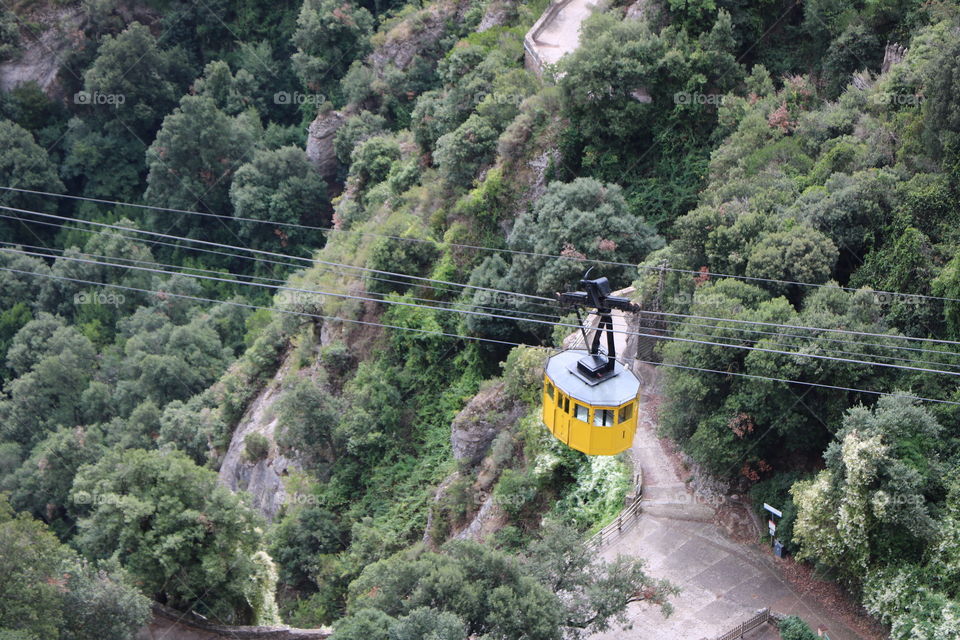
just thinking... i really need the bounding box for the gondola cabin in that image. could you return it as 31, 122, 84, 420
542, 275, 641, 456
542, 350, 639, 455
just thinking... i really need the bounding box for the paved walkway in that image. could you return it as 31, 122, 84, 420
528, 0, 599, 67
588, 372, 868, 640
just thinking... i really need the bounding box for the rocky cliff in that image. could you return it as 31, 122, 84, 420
217, 354, 302, 522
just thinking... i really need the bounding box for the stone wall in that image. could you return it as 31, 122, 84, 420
138, 604, 330, 640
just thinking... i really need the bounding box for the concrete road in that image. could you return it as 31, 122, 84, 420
587, 373, 867, 640
529, 0, 599, 66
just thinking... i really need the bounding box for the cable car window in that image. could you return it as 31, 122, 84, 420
564, 396, 570, 413
545, 382, 554, 399
574, 404, 588, 421
593, 409, 614, 427
618, 404, 633, 423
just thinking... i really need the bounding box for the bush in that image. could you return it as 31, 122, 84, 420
243, 433, 270, 462
434, 114, 498, 188
778, 615, 818, 640
501, 345, 545, 406
493, 468, 539, 521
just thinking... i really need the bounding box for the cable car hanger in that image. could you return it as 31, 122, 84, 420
558, 270, 639, 383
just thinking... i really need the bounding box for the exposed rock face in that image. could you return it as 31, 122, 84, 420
369, 0, 472, 73
450, 380, 524, 465
452, 491, 505, 542
625, 0, 664, 25
218, 355, 302, 522
305, 110, 348, 182
477, 0, 516, 32
0, 5, 84, 95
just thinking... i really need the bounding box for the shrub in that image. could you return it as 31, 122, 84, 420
243, 433, 271, 462
501, 345, 545, 406
493, 468, 539, 521
778, 615, 818, 640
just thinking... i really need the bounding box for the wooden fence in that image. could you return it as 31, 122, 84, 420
586, 472, 643, 550
708, 608, 778, 640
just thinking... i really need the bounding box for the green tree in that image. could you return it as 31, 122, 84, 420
0, 7, 18, 61
275, 376, 342, 464
792, 396, 942, 582
9, 426, 105, 535
0, 119, 64, 245
0, 303, 31, 382
778, 615, 818, 640
71, 448, 278, 624
0, 496, 71, 637
744, 225, 839, 297
334, 110, 388, 165
157, 393, 223, 465
270, 503, 343, 590
0, 496, 150, 640
229, 146, 329, 251
292, 0, 374, 94
80, 22, 191, 138
0, 315, 97, 447
342, 523, 675, 639
433, 114, 498, 188
59, 559, 152, 640
144, 95, 260, 225
466, 178, 662, 344
0, 251, 50, 314
63, 22, 192, 200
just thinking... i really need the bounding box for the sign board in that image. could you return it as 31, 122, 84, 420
768, 519, 776, 536
763, 503, 783, 518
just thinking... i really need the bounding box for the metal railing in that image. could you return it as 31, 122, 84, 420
586, 471, 643, 550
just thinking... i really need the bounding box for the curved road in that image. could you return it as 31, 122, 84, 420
588, 365, 867, 640
527, 0, 600, 68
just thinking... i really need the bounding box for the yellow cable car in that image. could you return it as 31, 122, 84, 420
542, 276, 640, 456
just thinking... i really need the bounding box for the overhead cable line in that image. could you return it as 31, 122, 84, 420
4, 264, 959, 407
0, 213, 561, 313
0, 241, 561, 322
8, 206, 959, 349
4, 185, 956, 305
0, 203, 555, 303
6, 246, 960, 379
16, 233, 951, 366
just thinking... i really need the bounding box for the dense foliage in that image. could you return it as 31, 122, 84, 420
2, 0, 960, 637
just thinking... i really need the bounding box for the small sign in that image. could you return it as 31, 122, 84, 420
768, 519, 777, 536
763, 503, 783, 518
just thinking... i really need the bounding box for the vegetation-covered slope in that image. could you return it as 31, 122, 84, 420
1, 0, 959, 638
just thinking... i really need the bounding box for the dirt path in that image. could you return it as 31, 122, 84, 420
587, 368, 877, 640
